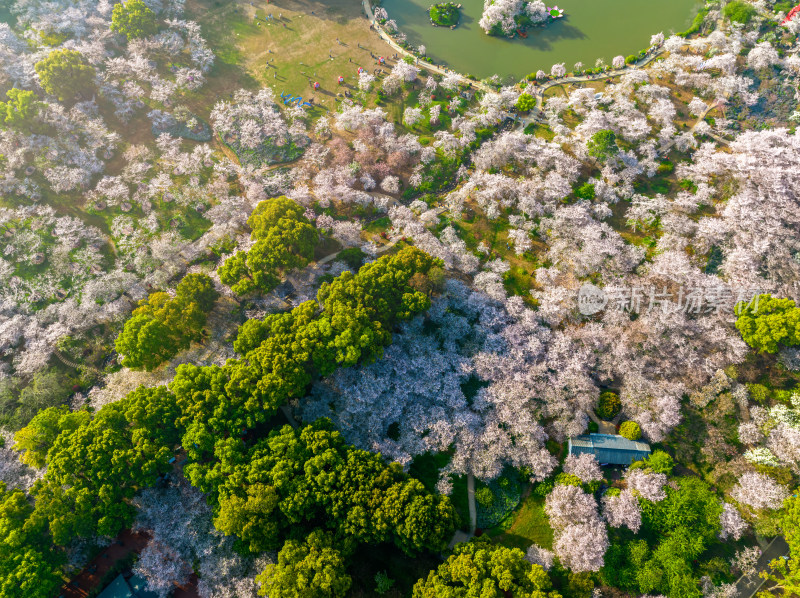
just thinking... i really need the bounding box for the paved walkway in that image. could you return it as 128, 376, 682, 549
467, 472, 477, 534
734, 536, 790, 598
361, 0, 492, 93
587, 410, 617, 434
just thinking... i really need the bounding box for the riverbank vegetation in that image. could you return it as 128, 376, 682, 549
429, 2, 460, 27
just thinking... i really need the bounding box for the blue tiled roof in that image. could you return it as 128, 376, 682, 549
568, 433, 651, 465
97, 576, 132, 598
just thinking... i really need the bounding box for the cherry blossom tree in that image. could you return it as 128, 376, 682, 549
730, 472, 789, 511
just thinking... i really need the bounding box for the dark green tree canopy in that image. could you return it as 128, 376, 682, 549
587, 129, 619, 162
204, 420, 458, 556
27, 386, 180, 545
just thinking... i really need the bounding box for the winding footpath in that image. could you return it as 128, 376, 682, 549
361, 0, 492, 93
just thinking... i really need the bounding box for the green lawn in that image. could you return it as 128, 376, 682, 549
487, 490, 553, 551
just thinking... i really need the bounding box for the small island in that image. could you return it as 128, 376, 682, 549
429, 2, 461, 27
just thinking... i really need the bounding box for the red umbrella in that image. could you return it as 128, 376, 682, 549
337, 76, 344, 84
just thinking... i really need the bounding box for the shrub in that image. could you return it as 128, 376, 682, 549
338, 247, 367, 270
597, 390, 621, 420
723, 0, 757, 24
475, 486, 494, 508
374, 571, 395, 595
516, 93, 536, 112
575, 182, 596, 201
532, 477, 555, 497
625, 55, 637, 65
619, 421, 642, 440
747, 383, 771, 405
642, 450, 674, 474
555, 472, 583, 487
656, 160, 674, 174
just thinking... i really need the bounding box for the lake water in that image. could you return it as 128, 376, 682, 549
383, 0, 700, 81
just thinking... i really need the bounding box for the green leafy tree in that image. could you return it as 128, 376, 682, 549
412, 537, 562, 597
735, 294, 800, 353
374, 571, 395, 595
516, 93, 536, 112
618, 477, 725, 598
34, 49, 95, 101
597, 391, 620, 420
111, 0, 159, 40
574, 182, 596, 200
723, 0, 756, 24
0, 89, 44, 134
176, 272, 219, 312
257, 530, 352, 598
31, 387, 176, 544
619, 421, 641, 440
13, 406, 90, 468
219, 197, 318, 295
0, 484, 65, 598
758, 494, 800, 597
207, 420, 458, 557
114, 312, 178, 371
639, 450, 674, 475
11, 369, 73, 430
587, 129, 619, 162
115, 274, 218, 370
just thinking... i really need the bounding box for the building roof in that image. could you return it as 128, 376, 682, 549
97, 575, 132, 598
568, 433, 651, 465
97, 574, 158, 598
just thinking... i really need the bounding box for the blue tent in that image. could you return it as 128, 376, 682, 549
568, 433, 651, 465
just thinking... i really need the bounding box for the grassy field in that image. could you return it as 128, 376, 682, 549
487, 490, 554, 551
186, 0, 407, 112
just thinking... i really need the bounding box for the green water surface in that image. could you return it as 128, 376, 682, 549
383, 0, 700, 80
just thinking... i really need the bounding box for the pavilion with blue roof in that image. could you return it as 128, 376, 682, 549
568, 433, 651, 466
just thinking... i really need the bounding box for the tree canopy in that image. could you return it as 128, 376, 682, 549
219, 196, 319, 295
115, 273, 219, 370
34, 49, 95, 101
0, 484, 64, 598
0, 89, 44, 134
27, 386, 179, 544
111, 0, 159, 40
736, 294, 800, 353
257, 530, 352, 598
412, 537, 561, 598
587, 129, 619, 162
201, 419, 458, 555
516, 93, 536, 112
